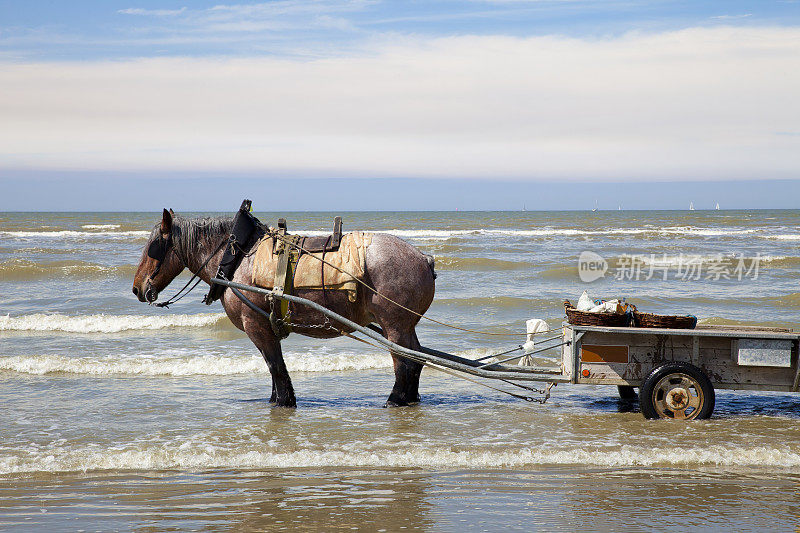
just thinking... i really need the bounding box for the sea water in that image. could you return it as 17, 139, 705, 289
1, 210, 799, 531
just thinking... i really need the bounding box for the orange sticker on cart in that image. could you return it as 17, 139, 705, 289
581, 344, 629, 364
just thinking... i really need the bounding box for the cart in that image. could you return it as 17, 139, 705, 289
211, 278, 800, 420
562, 323, 800, 419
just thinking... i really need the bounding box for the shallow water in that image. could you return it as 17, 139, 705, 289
2, 210, 800, 531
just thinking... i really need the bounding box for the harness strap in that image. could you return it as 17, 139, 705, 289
205, 199, 259, 305
269, 233, 301, 339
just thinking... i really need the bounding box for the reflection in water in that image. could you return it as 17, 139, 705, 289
2, 469, 799, 531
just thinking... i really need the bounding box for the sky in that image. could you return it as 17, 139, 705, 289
1, 1, 799, 210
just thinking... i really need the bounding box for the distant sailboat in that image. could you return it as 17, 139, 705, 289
592, 200, 598, 212
689, 202, 695, 211
618, 205, 621, 211
715, 202, 720, 210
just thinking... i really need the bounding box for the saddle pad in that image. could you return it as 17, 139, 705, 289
251, 232, 373, 302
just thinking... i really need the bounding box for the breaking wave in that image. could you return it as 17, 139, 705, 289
282, 227, 770, 240
0, 344, 560, 377
0, 230, 149, 239
2, 441, 799, 474
0, 348, 393, 376
0, 313, 228, 333
4, 226, 794, 243
81, 224, 121, 230
384, 227, 773, 240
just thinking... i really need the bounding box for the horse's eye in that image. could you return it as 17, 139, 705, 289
147, 238, 167, 260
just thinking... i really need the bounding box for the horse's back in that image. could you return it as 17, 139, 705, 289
364, 233, 436, 319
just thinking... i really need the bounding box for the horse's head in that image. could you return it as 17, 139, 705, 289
133, 209, 185, 303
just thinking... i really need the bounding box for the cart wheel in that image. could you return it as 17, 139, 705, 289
639, 362, 714, 420
617, 385, 637, 401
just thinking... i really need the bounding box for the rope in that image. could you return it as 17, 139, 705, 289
269, 230, 563, 339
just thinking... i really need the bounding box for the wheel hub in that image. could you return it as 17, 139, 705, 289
665, 387, 689, 411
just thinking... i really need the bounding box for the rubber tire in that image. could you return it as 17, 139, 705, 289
617, 385, 637, 401
639, 362, 715, 420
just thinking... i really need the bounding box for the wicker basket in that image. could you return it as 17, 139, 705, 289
633, 311, 697, 329
563, 300, 632, 327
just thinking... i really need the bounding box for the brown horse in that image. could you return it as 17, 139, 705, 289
133, 210, 436, 407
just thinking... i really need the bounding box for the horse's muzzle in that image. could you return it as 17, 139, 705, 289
144, 281, 159, 303
132, 285, 146, 302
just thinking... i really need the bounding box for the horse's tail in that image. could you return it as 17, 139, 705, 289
425, 254, 437, 280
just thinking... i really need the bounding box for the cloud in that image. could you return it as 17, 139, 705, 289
112, 1, 369, 44
118, 7, 188, 16
0, 27, 798, 181
710, 14, 753, 20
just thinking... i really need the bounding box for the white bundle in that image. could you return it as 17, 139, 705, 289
576, 290, 621, 314
520, 318, 549, 366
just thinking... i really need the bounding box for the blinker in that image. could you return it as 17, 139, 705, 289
147, 236, 169, 261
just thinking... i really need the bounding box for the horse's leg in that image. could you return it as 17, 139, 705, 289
258, 348, 277, 403
363, 234, 436, 407
383, 326, 424, 407
261, 341, 295, 407
245, 327, 296, 407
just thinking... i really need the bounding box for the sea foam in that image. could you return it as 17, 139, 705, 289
0, 230, 149, 239
0, 312, 227, 333
0, 349, 393, 376
2, 441, 799, 474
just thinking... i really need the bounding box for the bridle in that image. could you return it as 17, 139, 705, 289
145, 230, 228, 308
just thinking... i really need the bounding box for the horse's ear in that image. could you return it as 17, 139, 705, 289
169, 208, 174, 215
161, 208, 172, 235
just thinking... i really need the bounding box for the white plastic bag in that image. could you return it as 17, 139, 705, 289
576, 290, 594, 311
589, 299, 621, 314
520, 318, 549, 366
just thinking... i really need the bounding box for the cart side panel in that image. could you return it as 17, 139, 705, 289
574, 328, 800, 391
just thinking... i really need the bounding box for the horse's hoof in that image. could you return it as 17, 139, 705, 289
274, 398, 297, 408
384, 394, 409, 408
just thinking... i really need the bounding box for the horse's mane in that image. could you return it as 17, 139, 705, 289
170, 215, 234, 261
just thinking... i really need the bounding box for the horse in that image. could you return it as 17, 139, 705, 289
132, 209, 436, 408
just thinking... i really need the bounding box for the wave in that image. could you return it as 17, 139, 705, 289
0, 349, 393, 376
0, 313, 227, 333
539, 264, 579, 279
620, 254, 778, 268
659, 226, 757, 237
536, 253, 788, 280
435, 257, 529, 271
3, 226, 790, 243
698, 317, 798, 329
0, 259, 136, 280
765, 234, 800, 241
0, 344, 559, 377
384, 227, 764, 240
81, 224, 121, 230
0, 344, 562, 377
0, 230, 149, 239
2, 442, 799, 474
435, 296, 558, 310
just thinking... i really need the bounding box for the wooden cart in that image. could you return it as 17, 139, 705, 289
563, 324, 800, 419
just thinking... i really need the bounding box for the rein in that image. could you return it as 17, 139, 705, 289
150, 237, 228, 309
